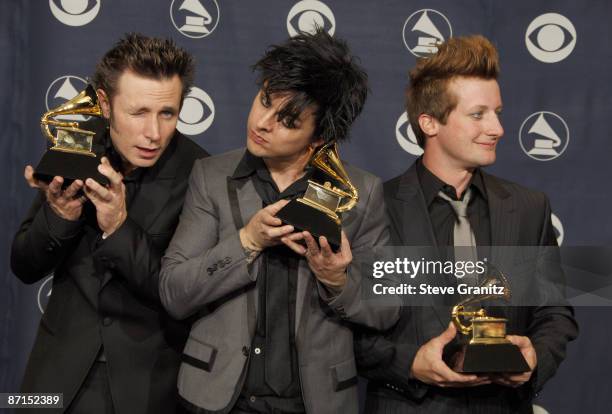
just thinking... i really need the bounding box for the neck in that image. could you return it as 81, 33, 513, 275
264, 151, 311, 193
122, 160, 137, 176
422, 151, 474, 199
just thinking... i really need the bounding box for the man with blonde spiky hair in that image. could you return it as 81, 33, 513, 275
355, 35, 577, 413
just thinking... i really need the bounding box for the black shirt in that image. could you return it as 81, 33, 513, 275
233, 150, 307, 414
416, 158, 492, 251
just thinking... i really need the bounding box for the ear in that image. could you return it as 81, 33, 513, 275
311, 137, 325, 149
97, 88, 111, 119
417, 113, 438, 138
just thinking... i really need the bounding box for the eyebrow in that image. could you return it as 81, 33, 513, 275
129, 105, 178, 113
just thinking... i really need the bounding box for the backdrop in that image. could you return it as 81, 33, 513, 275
1, 1, 611, 413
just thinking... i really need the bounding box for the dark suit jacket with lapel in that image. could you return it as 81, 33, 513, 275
355, 162, 578, 414
159, 148, 400, 414
11, 130, 208, 414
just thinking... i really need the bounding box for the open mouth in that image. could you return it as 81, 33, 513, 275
136, 146, 160, 158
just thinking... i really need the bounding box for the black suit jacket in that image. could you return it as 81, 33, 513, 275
11, 130, 208, 414
355, 162, 578, 414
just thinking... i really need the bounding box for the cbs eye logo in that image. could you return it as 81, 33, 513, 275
177, 86, 215, 136
395, 112, 424, 156
287, 0, 336, 37
49, 0, 100, 26
526, 13, 576, 63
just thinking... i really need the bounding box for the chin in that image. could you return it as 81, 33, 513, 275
246, 141, 265, 157
476, 154, 496, 167
131, 157, 158, 169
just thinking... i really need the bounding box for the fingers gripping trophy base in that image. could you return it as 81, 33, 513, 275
34, 149, 109, 186
277, 198, 341, 250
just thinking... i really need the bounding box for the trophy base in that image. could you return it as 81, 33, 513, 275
460, 343, 530, 373
276, 198, 341, 250
34, 149, 109, 186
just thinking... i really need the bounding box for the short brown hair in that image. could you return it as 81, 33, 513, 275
92, 33, 194, 102
406, 35, 499, 148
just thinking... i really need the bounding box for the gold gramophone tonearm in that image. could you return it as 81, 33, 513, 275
40, 84, 102, 156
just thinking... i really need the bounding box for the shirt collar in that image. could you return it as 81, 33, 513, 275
231, 149, 263, 179
416, 158, 488, 205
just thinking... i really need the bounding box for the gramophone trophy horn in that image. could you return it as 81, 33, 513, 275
35, 84, 108, 185
276, 141, 358, 249
451, 271, 530, 373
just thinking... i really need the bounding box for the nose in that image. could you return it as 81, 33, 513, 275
487, 113, 504, 138
144, 114, 161, 142
255, 107, 276, 132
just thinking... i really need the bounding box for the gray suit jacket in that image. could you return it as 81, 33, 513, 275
160, 149, 399, 414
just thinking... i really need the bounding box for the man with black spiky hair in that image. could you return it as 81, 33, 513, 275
160, 29, 398, 414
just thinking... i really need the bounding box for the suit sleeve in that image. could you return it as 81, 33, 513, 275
159, 160, 258, 320
11, 192, 85, 284
352, 182, 426, 398
354, 308, 427, 399
528, 195, 578, 394
316, 175, 400, 331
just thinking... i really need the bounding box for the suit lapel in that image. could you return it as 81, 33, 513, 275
392, 163, 438, 247
100, 138, 180, 288
484, 173, 516, 268
227, 170, 263, 337
391, 163, 447, 331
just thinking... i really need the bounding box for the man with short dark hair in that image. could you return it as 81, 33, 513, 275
11, 33, 208, 414
160, 29, 398, 414
355, 35, 578, 413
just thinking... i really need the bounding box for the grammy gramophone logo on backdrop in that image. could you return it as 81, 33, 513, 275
287, 0, 336, 37
177, 86, 215, 136
49, 0, 100, 26
403, 9, 452, 57
45, 75, 89, 121
519, 111, 569, 161
395, 112, 424, 157
170, 0, 220, 39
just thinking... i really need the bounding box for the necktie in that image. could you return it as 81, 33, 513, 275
437, 187, 480, 291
